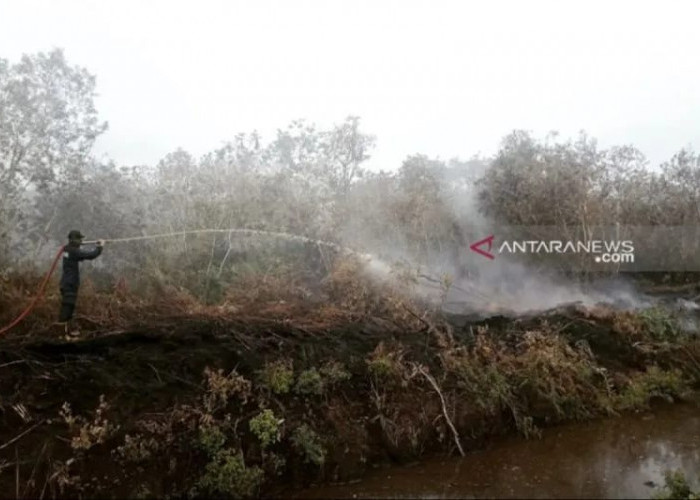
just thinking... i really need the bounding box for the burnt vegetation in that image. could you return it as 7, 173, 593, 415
2, 49, 700, 498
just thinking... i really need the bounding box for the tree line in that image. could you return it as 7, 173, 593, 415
2, 49, 699, 300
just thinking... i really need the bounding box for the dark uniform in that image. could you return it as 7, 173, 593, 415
59, 230, 103, 329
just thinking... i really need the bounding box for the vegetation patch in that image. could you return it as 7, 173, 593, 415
615, 366, 690, 410
639, 307, 684, 342
654, 470, 700, 499
195, 448, 264, 498
259, 359, 295, 395
291, 424, 326, 466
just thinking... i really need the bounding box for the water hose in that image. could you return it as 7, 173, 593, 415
82, 228, 353, 252
0, 245, 65, 336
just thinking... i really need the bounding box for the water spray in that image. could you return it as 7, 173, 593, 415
82, 228, 354, 253
83, 228, 494, 301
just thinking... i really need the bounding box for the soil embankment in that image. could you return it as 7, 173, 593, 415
1, 285, 700, 498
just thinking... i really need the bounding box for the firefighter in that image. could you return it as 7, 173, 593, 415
58, 230, 104, 336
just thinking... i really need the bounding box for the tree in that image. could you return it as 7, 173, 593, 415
392, 155, 461, 262
323, 116, 375, 197
659, 148, 700, 223
0, 49, 108, 253
477, 130, 607, 230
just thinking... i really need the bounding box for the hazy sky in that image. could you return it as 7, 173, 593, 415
1, 0, 699, 171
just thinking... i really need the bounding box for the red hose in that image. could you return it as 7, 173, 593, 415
0, 245, 65, 336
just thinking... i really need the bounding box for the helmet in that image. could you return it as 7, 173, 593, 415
68, 230, 85, 241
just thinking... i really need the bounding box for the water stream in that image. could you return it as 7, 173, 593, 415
296, 403, 700, 499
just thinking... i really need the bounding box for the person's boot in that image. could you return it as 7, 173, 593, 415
67, 320, 80, 337
61, 320, 80, 340
56, 321, 68, 335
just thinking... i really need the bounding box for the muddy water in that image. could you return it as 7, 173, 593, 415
297, 403, 700, 499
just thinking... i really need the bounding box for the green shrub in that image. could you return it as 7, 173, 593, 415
196, 448, 264, 498
291, 424, 326, 466
639, 307, 683, 342
197, 424, 226, 456
653, 469, 699, 499
294, 368, 324, 395
451, 358, 512, 414
259, 360, 295, 394
249, 409, 282, 449
616, 366, 688, 410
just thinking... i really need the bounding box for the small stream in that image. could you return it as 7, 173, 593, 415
296, 403, 700, 499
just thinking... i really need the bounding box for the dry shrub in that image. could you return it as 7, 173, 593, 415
441, 324, 615, 437
363, 342, 441, 456
366, 341, 409, 382
441, 339, 514, 417
0, 272, 62, 332
59, 395, 120, 451
508, 329, 609, 419
577, 303, 617, 321
225, 272, 309, 305
202, 367, 252, 413
49, 459, 82, 496
322, 256, 379, 313
113, 433, 160, 463
321, 255, 431, 329
611, 311, 646, 339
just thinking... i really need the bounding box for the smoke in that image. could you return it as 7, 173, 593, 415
445, 262, 652, 316
342, 157, 656, 318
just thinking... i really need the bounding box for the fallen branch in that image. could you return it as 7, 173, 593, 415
400, 304, 434, 334
414, 363, 464, 456
0, 420, 45, 452
0, 360, 27, 369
